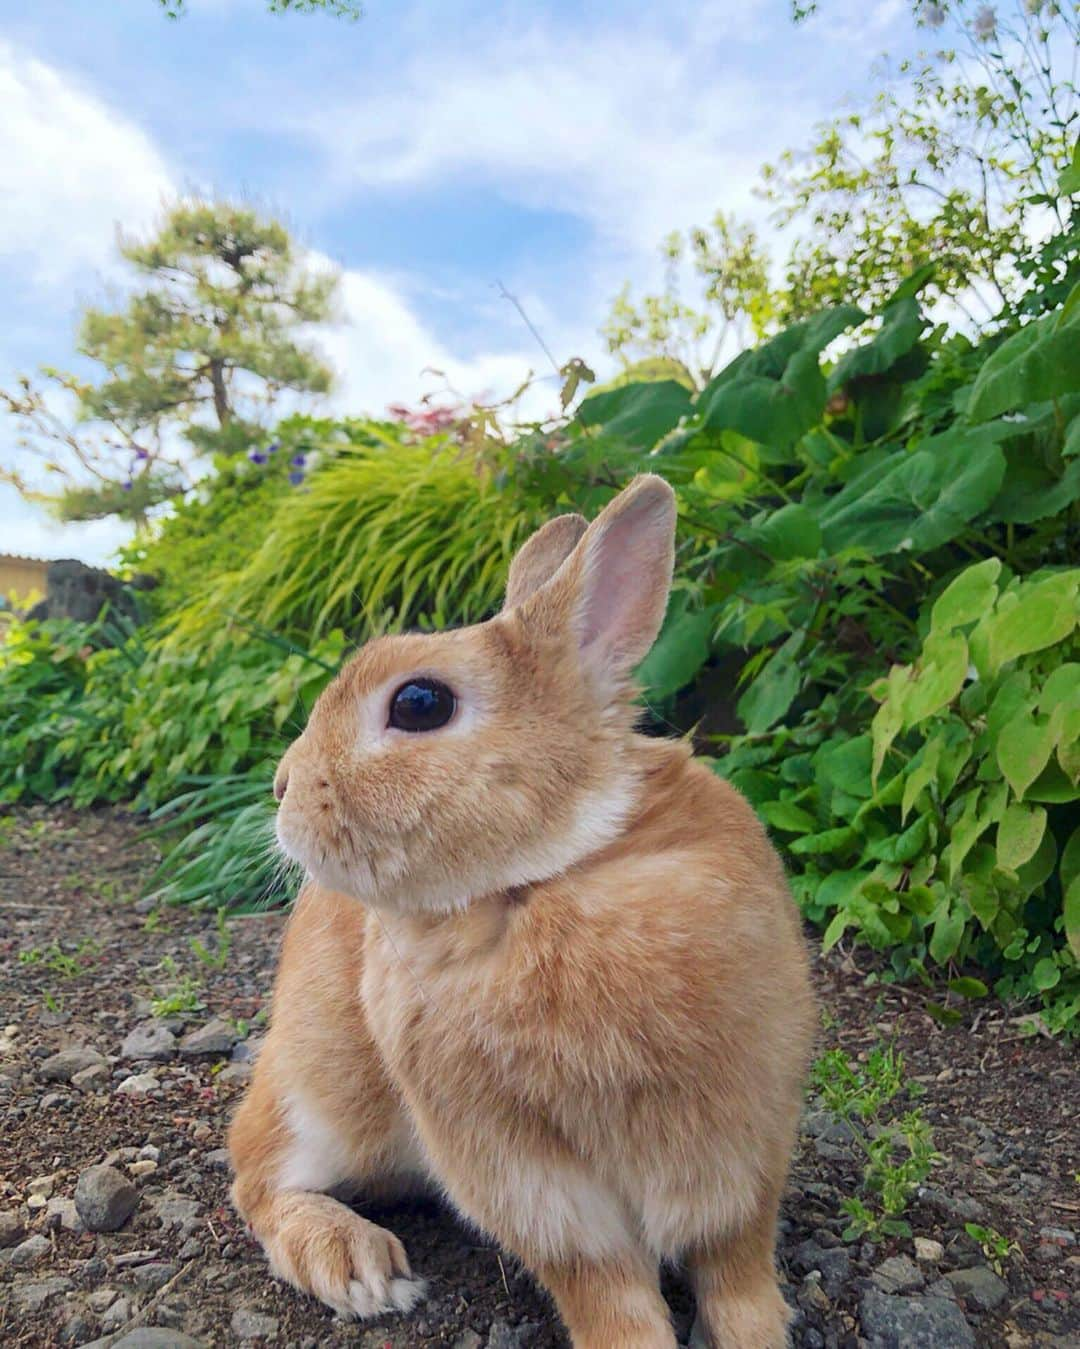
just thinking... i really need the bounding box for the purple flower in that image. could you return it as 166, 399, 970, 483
248, 449, 267, 464
922, 2, 946, 27
266, 440, 280, 454
135, 447, 149, 461
121, 480, 133, 492
290, 453, 307, 467
288, 470, 305, 486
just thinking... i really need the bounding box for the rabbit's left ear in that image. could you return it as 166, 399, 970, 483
502, 513, 587, 611
517, 475, 676, 691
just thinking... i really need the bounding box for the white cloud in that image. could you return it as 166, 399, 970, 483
0, 38, 174, 288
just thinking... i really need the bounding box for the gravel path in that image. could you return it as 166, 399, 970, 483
1, 806, 1077, 1347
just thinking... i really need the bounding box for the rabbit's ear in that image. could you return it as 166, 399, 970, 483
521, 475, 676, 689
502, 513, 587, 611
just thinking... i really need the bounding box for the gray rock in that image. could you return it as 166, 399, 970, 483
116, 1072, 160, 1097
454, 1334, 483, 1349
101, 1294, 133, 1331
215, 1062, 252, 1085
11, 1276, 75, 1313
231, 1307, 281, 1340
792, 1238, 851, 1298
7, 1232, 51, 1268
230, 1036, 264, 1064
918, 1185, 986, 1223
945, 1264, 1009, 1311
75, 1164, 138, 1232
486, 1321, 539, 1348
146, 1190, 202, 1238
39, 1046, 106, 1082
872, 1254, 925, 1294
111, 1332, 208, 1349
72, 1062, 109, 1091
914, 1236, 944, 1262
1039, 1225, 1075, 1245
0, 1208, 25, 1247
132, 1260, 178, 1292
45, 1195, 85, 1233
178, 1017, 238, 1057
122, 1022, 177, 1062
860, 1289, 974, 1347
205, 1148, 231, 1172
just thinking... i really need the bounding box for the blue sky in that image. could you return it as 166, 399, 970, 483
0, 0, 922, 564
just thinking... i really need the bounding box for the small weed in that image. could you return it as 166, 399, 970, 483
965, 1222, 1016, 1275
190, 907, 231, 972
0, 817, 14, 848
811, 1044, 938, 1241
42, 991, 64, 1014
143, 907, 167, 933
150, 972, 205, 1019
19, 939, 98, 978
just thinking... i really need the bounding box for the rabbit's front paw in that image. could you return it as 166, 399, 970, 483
266, 1192, 426, 1320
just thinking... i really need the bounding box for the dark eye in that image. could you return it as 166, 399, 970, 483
388, 678, 456, 732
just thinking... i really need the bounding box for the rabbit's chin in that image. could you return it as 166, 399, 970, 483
276, 775, 641, 917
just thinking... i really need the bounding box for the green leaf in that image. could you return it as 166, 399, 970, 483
737, 637, 802, 733
871, 665, 912, 787
790, 825, 859, 856
1031, 957, 1061, 992
986, 452, 1080, 525
760, 800, 817, 833
931, 560, 1001, 634
997, 717, 1055, 800
827, 296, 926, 391
926, 1001, 964, 1026
903, 633, 968, 727
699, 306, 863, 450
1058, 139, 1080, 197
968, 292, 1080, 422
901, 735, 942, 823
988, 573, 1079, 672
1060, 825, 1080, 896
996, 802, 1047, 872
1065, 875, 1080, 961
752, 502, 822, 560
818, 430, 1007, 556
948, 977, 988, 999
636, 594, 714, 700
577, 379, 692, 447
929, 905, 965, 964
817, 734, 874, 799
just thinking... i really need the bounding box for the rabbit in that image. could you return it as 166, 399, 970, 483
228, 474, 816, 1349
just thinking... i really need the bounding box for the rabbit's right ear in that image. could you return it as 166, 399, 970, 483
502, 513, 587, 611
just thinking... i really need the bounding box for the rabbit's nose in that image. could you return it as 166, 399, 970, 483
273, 766, 289, 802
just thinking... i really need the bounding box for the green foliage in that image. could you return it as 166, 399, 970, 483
174, 425, 544, 643
811, 1044, 938, 1240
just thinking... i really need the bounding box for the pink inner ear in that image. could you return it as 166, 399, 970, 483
577, 486, 674, 676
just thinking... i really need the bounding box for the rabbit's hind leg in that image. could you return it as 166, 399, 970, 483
685, 1191, 790, 1349
535, 1253, 677, 1349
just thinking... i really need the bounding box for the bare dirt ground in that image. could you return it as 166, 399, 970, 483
1, 805, 1077, 1347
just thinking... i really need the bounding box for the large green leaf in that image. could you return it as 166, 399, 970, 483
996, 802, 1047, 872
737, 635, 803, 733
931, 559, 1001, 634
818, 430, 1007, 555
636, 593, 714, 700
698, 305, 863, 451
967, 288, 1080, 422
997, 716, 1055, 800
577, 379, 693, 447
987, 572, 1079, 672
986, 450, 1080, 524
903, 632, 968, 727
827, 296, 927, 391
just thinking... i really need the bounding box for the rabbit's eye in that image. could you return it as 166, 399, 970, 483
388, 678, 456, 732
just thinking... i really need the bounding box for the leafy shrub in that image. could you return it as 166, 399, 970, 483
173, 429, 543, 643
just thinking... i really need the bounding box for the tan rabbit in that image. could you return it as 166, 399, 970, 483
229, 475, 815, 1348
